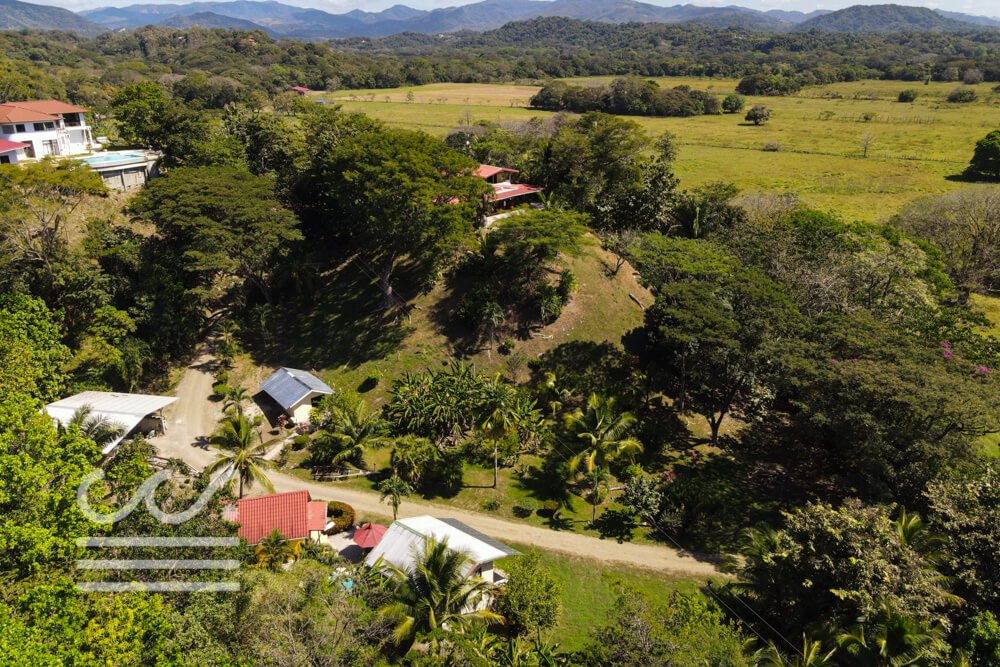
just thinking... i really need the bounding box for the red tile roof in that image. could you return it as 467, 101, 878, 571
0, 139, 29, 153
231, 490, 327, 545
290, 86, 311, 93
476, 164, 518, 179
0, 100, 87, 124
491, 182, 543, 202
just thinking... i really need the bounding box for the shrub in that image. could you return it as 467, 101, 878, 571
897, 89, 918, 103
721, 93, 745, 114
324, 501, 355, 534
212, 382, 230, 398
498, 339, 515, 355
292, 434, 310, 451
861, 112, 877, 122
762, 142, 782, 152
966, 129, 1000, 181
745, 105, 771, 125
481, 498, 501, 511
214, 370, 230, 385
556, 269, 577, 301
963, 68, 984, 85
948, 88, 977, 103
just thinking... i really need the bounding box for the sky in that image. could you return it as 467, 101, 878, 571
27, 0, 1000, 19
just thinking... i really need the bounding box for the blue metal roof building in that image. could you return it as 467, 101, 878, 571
259, 367, 334, 423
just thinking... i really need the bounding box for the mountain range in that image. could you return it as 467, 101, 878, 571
0, 0, 998, 39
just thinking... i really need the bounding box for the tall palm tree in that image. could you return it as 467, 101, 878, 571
563, 394, 643, 476
222, 385, 251, 417
206, 415, 277, 498
379, 537, 503, 651
256, 528, 295, 571
586, 466, 611, 523
314, 394, 390, 468
378, 472, 413, 520
66, 405, 126, 450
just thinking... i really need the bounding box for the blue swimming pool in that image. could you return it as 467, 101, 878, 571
78, 150, 148, 166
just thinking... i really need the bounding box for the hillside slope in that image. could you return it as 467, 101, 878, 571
800, 4, 984, 32
0, 0, 102, 34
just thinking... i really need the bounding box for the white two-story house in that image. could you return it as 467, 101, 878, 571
0, 100, 97, 163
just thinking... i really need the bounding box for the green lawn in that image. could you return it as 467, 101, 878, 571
320, 78, 1000, 222
499, 544, 709, 651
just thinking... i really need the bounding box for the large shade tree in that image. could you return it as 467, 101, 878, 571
304, 126, 488, 308
130, 166, 301, 306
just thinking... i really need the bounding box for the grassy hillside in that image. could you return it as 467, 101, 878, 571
261, 234, 650, 403
321, 77, 998, 222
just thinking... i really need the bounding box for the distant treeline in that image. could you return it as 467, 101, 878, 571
530, 78, 720, 116
2, 17, 1000, 112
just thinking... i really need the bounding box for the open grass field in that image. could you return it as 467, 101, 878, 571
500, 544, 706, 651
317, 77, 1000, 222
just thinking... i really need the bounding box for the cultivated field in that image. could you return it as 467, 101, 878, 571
319, 78, 1000, 222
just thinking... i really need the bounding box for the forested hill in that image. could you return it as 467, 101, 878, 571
0, 0, 102, 34
799, 4, 986, 33
4, 20, 1000, 101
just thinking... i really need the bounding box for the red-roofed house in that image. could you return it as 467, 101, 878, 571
227, 490, 328, 546
289, 86, 312, 94
475, 163, 543, 211
0, 100, 97, 160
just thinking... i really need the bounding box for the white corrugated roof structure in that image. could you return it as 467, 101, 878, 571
365, 516, 520, 576
259, 367, 334, 412
44, 391, 177, 454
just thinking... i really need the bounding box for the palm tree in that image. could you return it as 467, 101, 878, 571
313, 394, 390, 468
586, 466, 611, 523
759, 636, 836, 667
379, 537, 503, 651
66, 405, 126, 450
222, 385, 251, 417
256, 528, 294, 571
378, 472, 413, 520
483, 300, 505, 357
206, 415, 277, 498
837, 604, 945, 667
216, 319, 240, 366
563, 394, 643, 476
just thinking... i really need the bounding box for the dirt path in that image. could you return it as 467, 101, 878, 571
155, 352, 723, 578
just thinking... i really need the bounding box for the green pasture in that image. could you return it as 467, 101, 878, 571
319, 78, 1000, 222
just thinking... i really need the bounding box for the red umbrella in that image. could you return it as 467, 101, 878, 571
353, 523, 387, 549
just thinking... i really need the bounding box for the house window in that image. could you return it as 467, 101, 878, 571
15, 124, 25, 133
0, 155, 10, 165
1, 125, 12, 134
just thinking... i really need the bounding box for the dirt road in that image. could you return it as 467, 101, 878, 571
155, 352, 723, 578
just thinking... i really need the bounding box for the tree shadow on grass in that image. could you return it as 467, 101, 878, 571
592, 508, 638, 543
249, 253, 413, 370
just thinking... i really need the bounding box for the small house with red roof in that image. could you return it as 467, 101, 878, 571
0, 100, 97, 160
289, 86, 312, 95
475, 163, 542, 211
226, 490, 328, 547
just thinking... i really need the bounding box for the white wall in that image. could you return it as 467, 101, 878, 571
0, 118, 94, 157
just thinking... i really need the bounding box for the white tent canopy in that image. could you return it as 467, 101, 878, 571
365, 516, 520, 577
44, 391, 177, 454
